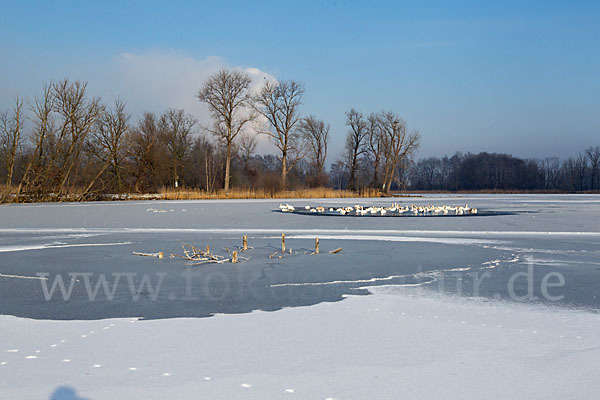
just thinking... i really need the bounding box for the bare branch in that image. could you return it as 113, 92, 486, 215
197, 69, 255, 191
252, 80, 305, 189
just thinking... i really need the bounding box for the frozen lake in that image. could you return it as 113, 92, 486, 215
1, 194, 599, 320
2, 194, 600, 399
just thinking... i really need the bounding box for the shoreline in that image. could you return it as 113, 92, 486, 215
3, 187, 600, 204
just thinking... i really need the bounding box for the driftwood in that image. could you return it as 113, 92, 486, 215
133, 251, 164, 258
187, 258, 229, 266
135, 234, 345, 265
169, 243, 248, 265
171, 244, 223, 261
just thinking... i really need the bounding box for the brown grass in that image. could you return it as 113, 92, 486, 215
1, 186, 386, 203
0, 184, 15, 202
6, 185, 594, 203
159, 187, 383, 200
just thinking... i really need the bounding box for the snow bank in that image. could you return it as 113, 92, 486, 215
1, 288, 598, 399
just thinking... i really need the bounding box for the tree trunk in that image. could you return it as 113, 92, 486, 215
6, 162, 14, 187
6, 139, 17, 186
113, 156, 122, 193
224, 142, 231, 191
385, 174, 393, 194
281, 152, 287, 190
372, 156, 379, 188
381, 161, 391, 193
349, 152, 358, 191
77, 160, 111, 201
205, 155, 209, 192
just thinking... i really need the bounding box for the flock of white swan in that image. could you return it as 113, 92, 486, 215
279, 202, 478, 216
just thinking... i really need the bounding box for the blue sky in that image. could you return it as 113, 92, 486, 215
1, 0, 599, 160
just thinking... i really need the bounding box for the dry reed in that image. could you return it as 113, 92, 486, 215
159, 186, 383, 200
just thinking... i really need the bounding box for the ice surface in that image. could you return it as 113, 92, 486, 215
1, 194, 599, 318
1, 194, 600, 398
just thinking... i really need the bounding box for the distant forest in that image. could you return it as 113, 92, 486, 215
1, 72, 598, 201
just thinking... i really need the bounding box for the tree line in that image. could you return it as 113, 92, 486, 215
407, 149, 600, 192
0, 70, 598, 201
0, 70, 420, 200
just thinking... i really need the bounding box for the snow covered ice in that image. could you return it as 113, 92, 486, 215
1, 194, 600, 399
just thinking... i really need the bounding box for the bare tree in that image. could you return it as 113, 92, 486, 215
585, 146, 600, 190
344, 109, 368, 190
298, 115, 329, 182
52, 80, 103, 196
575, 153, 589, 191
87, 99, 130, 193
15, 84, 54, 201
204, 141, 221, 192
366, 113, 383, 188
15, 80, 102, 200
377, 111, 420, 194
54, 79, 103, 194
158, 109, 196, 187
126, 112, 159, 192
253, 80, 305, 190
543, 156, 560, 190
0, 96, 24, 188
197, 69, 255, 191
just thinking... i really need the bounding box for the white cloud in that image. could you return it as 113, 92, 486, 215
94, 50, 278, 154
0, 50, 280, 155
109, 51, 223, 117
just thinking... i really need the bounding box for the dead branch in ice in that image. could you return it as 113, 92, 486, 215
133, 251, 164, 258
170, 242, 249, 265
186, 258, 229, 266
